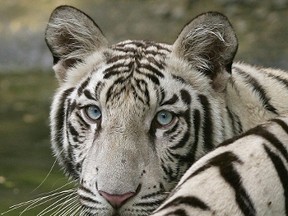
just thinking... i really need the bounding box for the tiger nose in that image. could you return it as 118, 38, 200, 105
98, 190, 136, 208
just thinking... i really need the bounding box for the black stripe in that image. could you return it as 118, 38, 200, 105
270, 118, 288, 135
198, 94, 214, 152
166, 121, 180, 138
182, 151, 242, 183
140, 189, 165, 200
188, 109, 201, 163
234, 112, 243, 134
105, 77, 128, 103
145, 73, 160, 85
218, 119, 288, 160
53, 88, 75, 163
136, 68, 160, 85
103, 63, 132, 79
113, 47, 138, 53
233, 66, 278, 114
264, 144, 288, 215
164, 209, 188, 216
170, 131, 190, 150
161, 162, 177, 182
103, 70, 122, 79
191, 151, 255, 215
172, 74, 187, 84
142, 50, 167, 58
151, 43, 171, 52
67, 139, 76, 168
106, 54, 134, 64
169, 151, 228, 199
77, 77, 90, 96
133, 199, 165, 208
219, 159, 256, 216
94, 81, 104, 101
65, 101, 79, 179
134, 78, 150, 106
265, 72, 288, 89
83, 89, 95, 100
75, 112, 90, 129
159, 88, 166, 105
69, 101, 77, 114
63, 97, 80, 178
68, 122, 79, 139
156, 196, 210, 212
115, 40, 171, 53
218, 133, 242, 147
131, 86, 144, 105
145, 55, 165, 70
219, 118, 288, 149
253, 127, 288, 162
79, 185, 97, 196
161, 94, 179, 106
177, 151, 256, 216
227, 106, 237, 134
180, 89, 191, 105
169, 105, 192, 153
80, 196, 101, 204
140, 64, 164, 78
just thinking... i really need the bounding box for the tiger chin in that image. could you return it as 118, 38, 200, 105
45, 5, 288, 216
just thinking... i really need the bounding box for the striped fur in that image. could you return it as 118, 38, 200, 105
45, 6, 288, 216
151, 117, 288, 216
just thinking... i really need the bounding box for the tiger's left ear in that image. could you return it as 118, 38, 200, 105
172, 12, 238, 91
45, 5, 108, 82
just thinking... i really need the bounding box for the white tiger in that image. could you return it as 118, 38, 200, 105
151, 117, 288, 216
44, 5, 288, 216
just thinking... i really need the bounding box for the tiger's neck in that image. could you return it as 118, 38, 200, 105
223, 62, 285, 138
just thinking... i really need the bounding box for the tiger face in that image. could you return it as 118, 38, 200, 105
46, 6, 237, 215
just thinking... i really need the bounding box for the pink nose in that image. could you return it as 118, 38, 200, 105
98, 190, 136, 208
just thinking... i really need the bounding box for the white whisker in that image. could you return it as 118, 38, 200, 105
18, 192, 69, 216
50, 194, 78, 216
79, 207, 90, 216
4, 189, 74, 216
32, 159, 58, 193
70, 205, 82, 216
59, 199, 80, 216
36, 191, 77, 216
35, 181, 75, 200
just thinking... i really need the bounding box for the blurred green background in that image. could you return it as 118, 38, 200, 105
1, 0, 288, 215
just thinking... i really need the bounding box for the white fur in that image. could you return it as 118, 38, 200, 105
46, 7, 288, 216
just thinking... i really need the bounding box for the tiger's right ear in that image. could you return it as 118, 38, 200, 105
172, 12, 238, 91
45, 5, 108, 81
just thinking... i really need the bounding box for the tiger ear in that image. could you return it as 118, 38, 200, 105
172, 12, 238, 91
45, 5, 108, 81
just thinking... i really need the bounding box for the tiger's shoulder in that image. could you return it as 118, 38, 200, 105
152, 116, 288, 215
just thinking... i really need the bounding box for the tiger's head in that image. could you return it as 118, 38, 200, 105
45, 6, 238, 216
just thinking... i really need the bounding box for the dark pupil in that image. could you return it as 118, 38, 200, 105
161, 113, 167, 119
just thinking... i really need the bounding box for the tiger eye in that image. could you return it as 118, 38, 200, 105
85, 105, 102, 121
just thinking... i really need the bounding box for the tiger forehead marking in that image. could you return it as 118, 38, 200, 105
74, 40, 173, 121
101, 41, 171, 107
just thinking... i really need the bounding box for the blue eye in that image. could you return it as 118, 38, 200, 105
156, 110, 174, 126
84, 105, 102, 121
